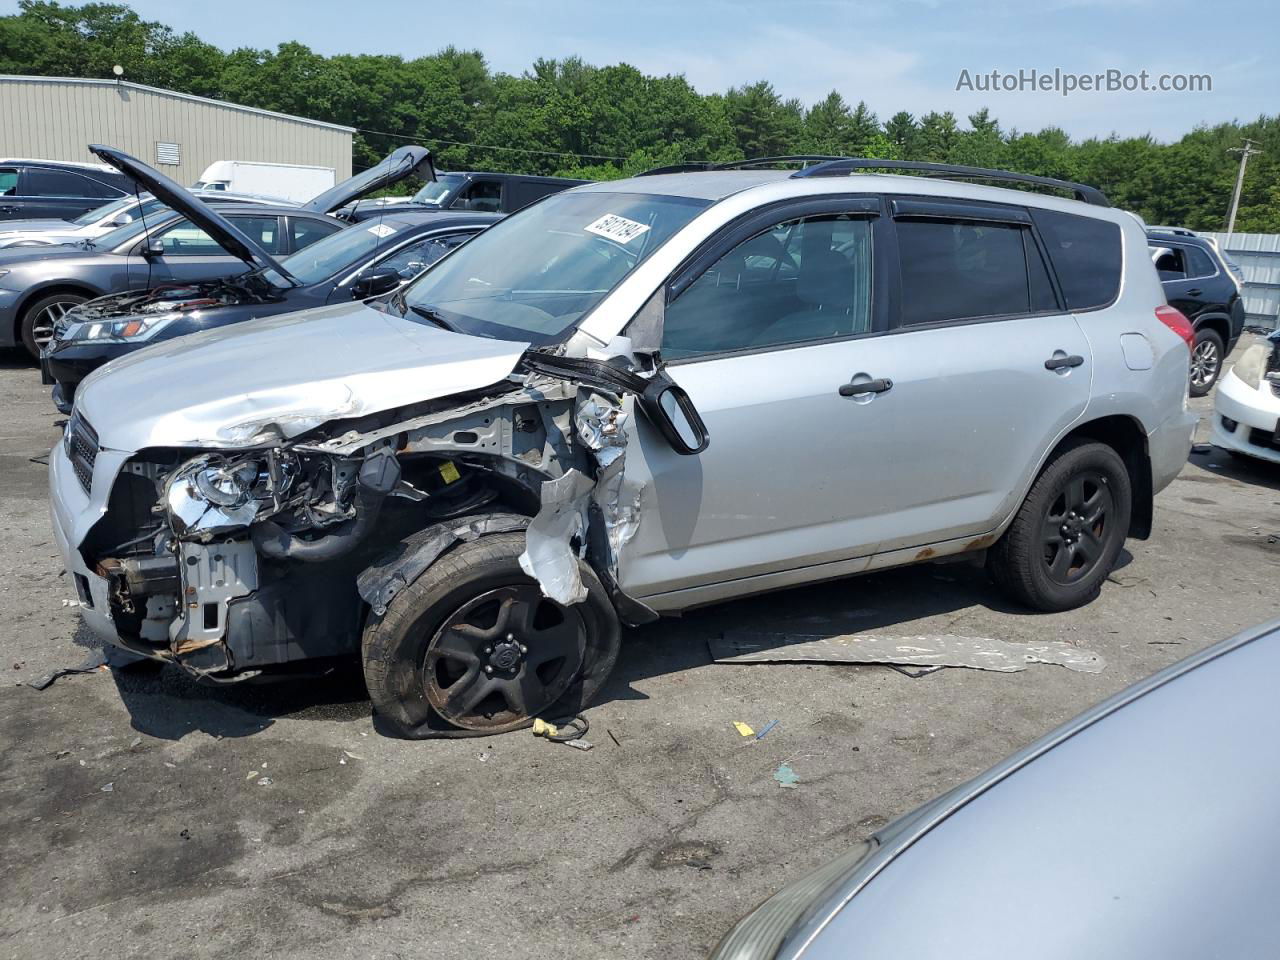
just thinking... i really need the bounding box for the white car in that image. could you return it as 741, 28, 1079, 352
1211, 332, 1280, 463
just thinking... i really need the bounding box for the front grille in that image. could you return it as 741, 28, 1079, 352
64, 411, 99, 494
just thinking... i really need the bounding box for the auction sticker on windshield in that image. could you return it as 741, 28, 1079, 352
585, 214, 651, 244
367, 223, 397, 238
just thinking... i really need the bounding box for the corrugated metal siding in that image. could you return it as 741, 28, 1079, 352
1202, 232, 1280, 331
0, 76, 352, 189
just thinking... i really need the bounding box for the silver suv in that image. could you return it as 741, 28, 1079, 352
49, 156, 1197, 737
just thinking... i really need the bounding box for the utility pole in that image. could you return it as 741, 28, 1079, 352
1226, 138, 1262, 241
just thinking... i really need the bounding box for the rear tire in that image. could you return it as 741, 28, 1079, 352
988, 440, 1131, 612
361, 531, 621, 738
20, 291, 88, 359
1188, 328, 1224, 397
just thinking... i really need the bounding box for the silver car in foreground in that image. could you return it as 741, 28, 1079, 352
50, 157, 1197, 737
710, 616, 1280, 960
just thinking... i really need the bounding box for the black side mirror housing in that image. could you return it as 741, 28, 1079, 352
352, 267, 403, 299
638, 371, 710, 455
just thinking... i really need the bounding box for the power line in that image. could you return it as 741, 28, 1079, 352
352, 125, 630, 162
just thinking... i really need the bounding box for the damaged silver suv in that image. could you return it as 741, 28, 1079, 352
50, 156, 1197, 737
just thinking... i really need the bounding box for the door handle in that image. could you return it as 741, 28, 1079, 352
1185, 288, 1202, 297
839, 378, 893, 397
1044, 354, 1084, 371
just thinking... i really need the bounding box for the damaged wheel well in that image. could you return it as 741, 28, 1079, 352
1055, 415, 1152, 539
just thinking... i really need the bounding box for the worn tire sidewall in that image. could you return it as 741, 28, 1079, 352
361, 531, 620, 737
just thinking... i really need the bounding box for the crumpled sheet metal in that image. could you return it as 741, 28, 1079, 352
519, 469, 596, 605
710, 631, 1106, 674
358, 513, 530, 616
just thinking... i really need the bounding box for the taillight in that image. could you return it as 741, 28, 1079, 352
1155, 305, 1194, 351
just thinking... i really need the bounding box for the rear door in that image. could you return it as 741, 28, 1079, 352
856, 198, 1092, 554
0, 166, 24, 219
136, 214, 284, 285
20, 168, 122, 220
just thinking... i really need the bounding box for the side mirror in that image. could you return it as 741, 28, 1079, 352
110, 213, 133, 227
352, 267, 402, 299
639, 374, 709, 455
141, 239, 164, 258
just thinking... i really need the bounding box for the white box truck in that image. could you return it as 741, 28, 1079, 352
192, 160, 336, 203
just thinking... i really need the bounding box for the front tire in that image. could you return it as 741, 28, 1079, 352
988, 440, 1131, 612
20, 291, 88, 359
1189, 328, 1224, 397
361, 531, 621, 738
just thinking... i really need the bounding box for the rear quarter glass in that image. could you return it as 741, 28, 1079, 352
1030, 209, 1122, 311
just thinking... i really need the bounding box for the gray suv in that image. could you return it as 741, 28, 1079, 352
49, 158, 1197, 738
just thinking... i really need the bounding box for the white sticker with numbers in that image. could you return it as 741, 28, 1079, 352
584, 214, 651, 245
366, 223, 396, 238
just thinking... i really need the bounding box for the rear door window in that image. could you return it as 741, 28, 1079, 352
1184, 245, 1217, 279
0, 167, 17, 196
1151, 244, 1187, 281
896, 219, 1042, 325
26, 169, 112, 198
1030, 209, 1122, 310
289, 216, 342, 251
231, 215, 284, 254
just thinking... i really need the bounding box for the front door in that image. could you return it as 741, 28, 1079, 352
618, 206, 888, 599
136, 215, 283, 286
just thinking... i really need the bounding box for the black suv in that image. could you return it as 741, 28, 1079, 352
1148, 229, 1245, 396
342, 171, 588, 220
0, 159, 131, 221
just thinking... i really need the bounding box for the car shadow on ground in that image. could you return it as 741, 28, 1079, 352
1188, 444, 1280, 492
88, 552, 1091, 741
0, 347, 37, 369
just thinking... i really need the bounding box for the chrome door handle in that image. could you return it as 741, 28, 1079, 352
1044, 354, 1084, 371
839, 378, 893, 397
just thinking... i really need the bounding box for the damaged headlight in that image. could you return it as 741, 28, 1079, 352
166, 454, 278, 538
194, 460, 262, 508
68, 312, 181, 343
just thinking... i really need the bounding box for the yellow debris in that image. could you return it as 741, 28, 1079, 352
733, 722, 755, 737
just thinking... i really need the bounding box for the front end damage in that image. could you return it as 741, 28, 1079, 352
64, 353, 658, 681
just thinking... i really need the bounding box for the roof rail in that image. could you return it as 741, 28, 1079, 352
636, 155, 845, 177
791, 158, 1109, 207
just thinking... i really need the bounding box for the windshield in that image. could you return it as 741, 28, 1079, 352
400, 191, 709, 343
412, 174, 465, 206
266, 220, 409, 286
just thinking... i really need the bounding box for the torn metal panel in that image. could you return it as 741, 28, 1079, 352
358, 513, 531, 616
519, 468, 596, 605
710, 631, 1106, 674
170, 540, 258, 653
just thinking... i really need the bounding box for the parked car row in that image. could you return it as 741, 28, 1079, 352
45, 152, 1197, 740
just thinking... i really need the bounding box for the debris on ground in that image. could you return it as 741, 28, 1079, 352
710, 631, 1106, 674
342, 750, 366, 761
732, 721, 755, 737
773, 764, 800, 789
754, 719, 779, 741
257, 777, 273, 786
607, 729, 621, 747
26, 650, 108, 690
100, 782, 114, 793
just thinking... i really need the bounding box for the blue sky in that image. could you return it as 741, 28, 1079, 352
7, 0, 1274, 141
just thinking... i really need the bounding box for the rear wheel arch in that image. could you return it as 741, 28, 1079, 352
1193, 313, 1230, 343
1052, 415, 1152, 539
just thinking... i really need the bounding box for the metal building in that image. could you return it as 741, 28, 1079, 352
1203, 231, 1280, 331
0, 75, 353, 187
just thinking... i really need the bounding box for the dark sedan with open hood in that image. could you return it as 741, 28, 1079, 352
43, 207, 499, 412
4, 143, 434, 359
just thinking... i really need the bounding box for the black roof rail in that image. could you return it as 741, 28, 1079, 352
791, 158, 1109, 207
636, 155, 845, 177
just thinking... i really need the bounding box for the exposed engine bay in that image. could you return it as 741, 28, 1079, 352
68, 274, 278, 324
75, 350, 668, 680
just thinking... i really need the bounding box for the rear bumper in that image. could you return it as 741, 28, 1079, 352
1148, 405, 1198, 494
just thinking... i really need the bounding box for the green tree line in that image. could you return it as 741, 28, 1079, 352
2, 1, 1277, 230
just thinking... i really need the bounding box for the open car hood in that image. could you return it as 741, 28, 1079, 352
88, 145, 298, 282
300, 146, 435, 214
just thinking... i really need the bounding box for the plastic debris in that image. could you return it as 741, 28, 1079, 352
246, 770, 259, 780
129, 737, 143, 750
754, 719, 779, 741
533, 715, 591, 746
710, 631, 1106, 674
733, 721, 755, 737
565, 739, 594, 751
773, 764, 800, 789
257, 777, 273, 786
27, 649, 108, 690
342, 750, 366, 761
100, 782, 114, 793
